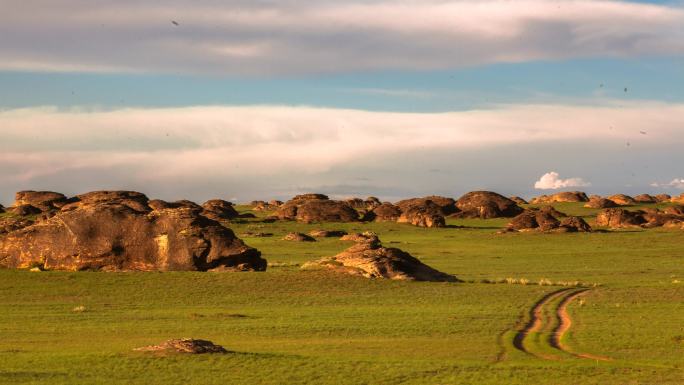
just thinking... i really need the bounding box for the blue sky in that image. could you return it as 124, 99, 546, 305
1, 0, 683, 204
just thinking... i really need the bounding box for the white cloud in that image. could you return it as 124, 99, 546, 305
0, 102, 683, 186
1, 1, 683, 75
650, 179, 684, 189
534, 172, 591, 190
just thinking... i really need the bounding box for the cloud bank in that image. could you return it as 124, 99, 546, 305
1, 1, 683, 75
0, 102, 683, 201
534, 172, 591, 190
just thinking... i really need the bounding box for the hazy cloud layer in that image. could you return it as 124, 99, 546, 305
2, 0, 684, 75
534, 171, 591, 189
1, 102, 683, 203
651, 179, 684, 189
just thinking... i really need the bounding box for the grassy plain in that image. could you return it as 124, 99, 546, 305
0, 202, 682, 384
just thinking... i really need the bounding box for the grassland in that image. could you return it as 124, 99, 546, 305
0, 202, 682, 384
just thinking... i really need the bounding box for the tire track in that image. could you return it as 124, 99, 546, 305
512, 287, 610, 361
512, 288, 574, 357
551, 289, 612, 361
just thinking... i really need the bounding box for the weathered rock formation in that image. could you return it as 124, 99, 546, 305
282, 232, 316, 242
584, 198, 618, 209
135, 339, 228, 354
505, 210, 591, 233
201, 199, 239, 221
0, 191, 266, 272
671, 193, 684, 204
530, 191, 589, 204
396, 196, 458, 216
634, 194, 657, 203
364, 202, 402, 222
539, 205, 567, 218
397, 200, 446, 228
14, 191, 69, 212
302, 236, 457, 282
340, 232, 378, 242
276, 194, 359, 223
655, 194, 672, 203
595, 208, 646, 228
453, 191, 523, 219
308, 229, 348, 238
607, 194, 636, 206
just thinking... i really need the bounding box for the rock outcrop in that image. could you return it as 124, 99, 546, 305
282, 232, 316, 242
607, 194, 636, 206
14, 191, 69, 212
584, 198, 618, 209
135, 339, 228, 354
276, 194, 359, 223
454, 191, 523, 219
302, 236, 456, 282
201, 199, 239, 221
396, 196, 458, 216
308, 229, 348, 238
595, 208, 646, 228
530, 191, 589, 204
0, 191, 266, 272
364, 202, 402, 222
396, 199, 447, 228
505, 209, 590, 233
634, 194, 657, 203
655, 194, 672, 203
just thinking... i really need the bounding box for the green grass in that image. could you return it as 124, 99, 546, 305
0, 202, 682, 384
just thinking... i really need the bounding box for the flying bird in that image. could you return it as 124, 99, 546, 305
639, 131, 647, 135
171, 20, 179, 26
624, 87, 628, 93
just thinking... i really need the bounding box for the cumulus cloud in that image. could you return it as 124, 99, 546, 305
534, 172, 591, 190
650, 179, 684, 189
1, 1, 683, 75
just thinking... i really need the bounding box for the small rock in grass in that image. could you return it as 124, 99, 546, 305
134, 338, 228, 354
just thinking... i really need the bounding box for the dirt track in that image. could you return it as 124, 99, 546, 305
512, 287, 611, 361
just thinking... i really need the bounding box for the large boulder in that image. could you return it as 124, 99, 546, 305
506, 210, 559, 232
634, 194, 657, 204
302, 237, 456, 282
201, 199, 239, 221
584, 198, 618, 209
0, 191, 265, 272
607, 194, 636, 206
14, 191, 69, 212
655, 194, 672, 203
557, 217, 592, 232
595, 208, 646, 228
506, 210, 591, 233
396, 196, 458, 216
276, 195, 358, 223
454, 191, 523, 219
365, 202, 402, 222
397, 200, 446, 228
530, 191, 589, 204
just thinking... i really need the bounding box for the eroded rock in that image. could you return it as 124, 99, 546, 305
302, 237, 457, 282
135, 338, 228, 354
454, 191, 523, 219
0, 191, 266, 272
